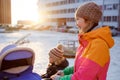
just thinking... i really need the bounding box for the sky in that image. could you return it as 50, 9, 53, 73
11, 0, 39, 24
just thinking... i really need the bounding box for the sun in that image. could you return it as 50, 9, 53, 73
11, 0, 39, 24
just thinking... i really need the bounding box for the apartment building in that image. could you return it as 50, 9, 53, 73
38, 0, 120, 29
0, 0, 11, 24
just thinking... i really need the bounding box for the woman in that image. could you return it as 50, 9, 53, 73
51, 2, 114, 80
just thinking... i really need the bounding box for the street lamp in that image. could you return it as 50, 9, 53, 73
118, 0, 120, 29
101, 0, 105, 26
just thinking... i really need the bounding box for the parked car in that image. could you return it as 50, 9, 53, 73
57, 26, 68, 32
102, 25, 118, 36
109, 26, 118, 36
68, 27, 79, 33
111, 28, 118, 36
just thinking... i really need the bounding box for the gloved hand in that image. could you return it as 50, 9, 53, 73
56, 70, 64, 76
51, 74, 60, 80
41, 78, 52, 80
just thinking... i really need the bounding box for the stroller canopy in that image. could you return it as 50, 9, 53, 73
0, 44, 35, 74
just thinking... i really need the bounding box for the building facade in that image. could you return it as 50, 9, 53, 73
38, 0, 120, 29
0, 0, 11, 24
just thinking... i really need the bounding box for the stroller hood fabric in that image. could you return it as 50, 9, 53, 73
0, 44, 35, 74
0, 44, 41, 80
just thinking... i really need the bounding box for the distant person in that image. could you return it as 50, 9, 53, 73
51, 1, 114, 80
41, 44, 69, 79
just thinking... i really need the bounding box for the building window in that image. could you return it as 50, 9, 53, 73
104, 4, 119, 10
106, 4, 113, 10
112, 16, 117, 22
113, 4, 118, 10
46, 0, 76, 7
82, 0, 92, 2
68, 0, 75, 4
99, 5, 103, 10
67, 18, 75, 22
104, 16, 112, 22
104, 16, 107, 21
75, 0, 79, 3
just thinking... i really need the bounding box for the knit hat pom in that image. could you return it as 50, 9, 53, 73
49, 44, 64, 60
56, 44, 64, 52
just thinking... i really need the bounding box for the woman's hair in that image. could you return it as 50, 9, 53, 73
85, 20, 98, 32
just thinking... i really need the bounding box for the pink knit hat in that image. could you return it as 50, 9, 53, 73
49, 44, 64, 60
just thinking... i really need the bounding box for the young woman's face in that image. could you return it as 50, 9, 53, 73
76, 17, 89, 33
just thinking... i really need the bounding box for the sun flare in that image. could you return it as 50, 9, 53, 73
12, 0, 39, 24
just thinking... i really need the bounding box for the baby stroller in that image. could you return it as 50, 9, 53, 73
0, 44, 41, 80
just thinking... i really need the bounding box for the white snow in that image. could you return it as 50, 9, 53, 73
0, 30, 120, 80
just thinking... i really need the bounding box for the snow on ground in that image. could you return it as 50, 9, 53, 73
0, 30, 120, 80
107, 36, 120, 80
